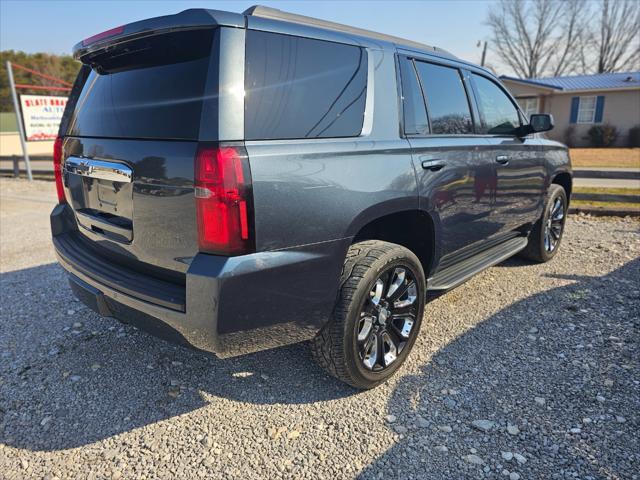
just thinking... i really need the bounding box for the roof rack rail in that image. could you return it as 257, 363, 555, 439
243, 5, 453, 56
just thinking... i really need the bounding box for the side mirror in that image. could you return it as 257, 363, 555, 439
529, 113, 554, 133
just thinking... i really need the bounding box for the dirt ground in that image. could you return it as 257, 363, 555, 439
1, 178, 639, 480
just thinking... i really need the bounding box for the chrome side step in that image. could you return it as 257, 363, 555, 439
427, 236, 528, 291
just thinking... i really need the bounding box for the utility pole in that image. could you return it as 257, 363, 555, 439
480, 41, 488, 67
6, 61, 33, 181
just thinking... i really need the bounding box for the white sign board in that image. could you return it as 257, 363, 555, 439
19, 94, 68, 141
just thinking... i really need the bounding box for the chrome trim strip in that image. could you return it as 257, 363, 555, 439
65, 157, 133, 183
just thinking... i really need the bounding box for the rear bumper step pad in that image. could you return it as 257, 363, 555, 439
53, 231, 185, 311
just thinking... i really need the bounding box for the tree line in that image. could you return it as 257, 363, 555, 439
488, 0, 640, 78
0, 50, 80, 112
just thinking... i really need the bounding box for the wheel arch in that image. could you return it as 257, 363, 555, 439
551, 171, 573, 205
351, 209, 437, 278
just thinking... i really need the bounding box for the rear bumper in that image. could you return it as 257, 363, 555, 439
51, 204, 348, 357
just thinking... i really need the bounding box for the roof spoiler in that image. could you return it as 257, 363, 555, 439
73, 8, 244, 62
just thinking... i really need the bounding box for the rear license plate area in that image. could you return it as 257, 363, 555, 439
65, 157, 134, 243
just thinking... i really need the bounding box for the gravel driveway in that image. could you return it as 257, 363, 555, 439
1, 178, 638, 480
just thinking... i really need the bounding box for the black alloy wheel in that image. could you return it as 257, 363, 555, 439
356, 266, 418, 371
544, 195, 566, 253
311, 240, 426, 389
519, 184, 568, 263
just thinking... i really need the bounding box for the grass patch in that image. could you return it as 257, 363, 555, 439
573, 186, 640, 196
570, 148, 640, 169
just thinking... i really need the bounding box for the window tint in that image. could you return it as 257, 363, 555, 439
414, 62, 473, 134
68, 29, 214, 140
399, 58, 428, 135
472, 74, 520, 134
245, 30, 367, 140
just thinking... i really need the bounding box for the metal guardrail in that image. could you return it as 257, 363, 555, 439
0, 155, 52, 176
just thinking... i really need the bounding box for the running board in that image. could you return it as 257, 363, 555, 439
427, 236, 528, 291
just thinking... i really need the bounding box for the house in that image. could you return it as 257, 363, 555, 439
500, 72, 640, 147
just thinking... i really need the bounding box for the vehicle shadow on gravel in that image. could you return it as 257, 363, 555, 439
0, 263, 355, 452
359, 258, 639, 479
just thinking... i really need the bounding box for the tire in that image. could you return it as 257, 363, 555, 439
311, 240, 426, 389
519, 184, 568, 263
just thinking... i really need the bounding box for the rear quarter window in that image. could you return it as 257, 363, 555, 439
244, 30, 368, 140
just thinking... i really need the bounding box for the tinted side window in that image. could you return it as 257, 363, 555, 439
245, 31, 367, 140
414, 62, 473, 134
398, 57, 428, 135
472, 74, 520, 134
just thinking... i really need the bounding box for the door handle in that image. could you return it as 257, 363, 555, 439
495, 155, 510, 165
421, 159, 445, 172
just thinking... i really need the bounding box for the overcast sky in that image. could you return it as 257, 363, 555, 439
1, 0, 502, 70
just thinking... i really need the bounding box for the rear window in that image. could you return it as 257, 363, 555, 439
244, 30, 367, 140
67, 29, 215, 140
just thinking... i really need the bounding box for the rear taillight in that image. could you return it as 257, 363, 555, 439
82, 25, 125, 46
53, 136, 66, 203
194, 143, 254, 255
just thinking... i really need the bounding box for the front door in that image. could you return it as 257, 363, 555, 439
469, 73, 546, 233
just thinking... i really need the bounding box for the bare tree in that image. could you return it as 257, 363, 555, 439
590, 0, 640, 73
487, 0, 587, 78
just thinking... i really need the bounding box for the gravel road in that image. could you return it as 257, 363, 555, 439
1, 178, 639, 480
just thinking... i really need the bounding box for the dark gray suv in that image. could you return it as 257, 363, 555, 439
51, 6, 572, 388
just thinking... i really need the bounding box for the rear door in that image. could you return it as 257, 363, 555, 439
60, 28, 218, 274
399, 56, 500, 268
468, 72, 545, 233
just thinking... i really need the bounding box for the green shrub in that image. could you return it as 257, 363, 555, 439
563, 125, 577, 147
628, 125, 640, 148
586, 124, 619, 147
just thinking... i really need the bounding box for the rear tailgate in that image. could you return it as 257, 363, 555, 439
60, 26, 216, 275
63, 137, 199, 274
